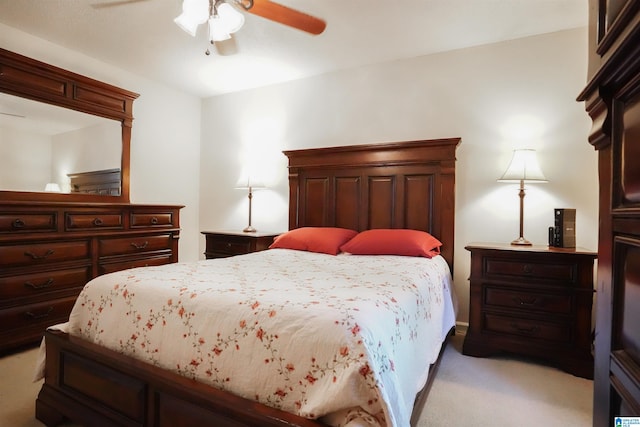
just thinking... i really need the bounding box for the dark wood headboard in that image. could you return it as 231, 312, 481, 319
284, 138, 460, 269
67, 168, 121, 196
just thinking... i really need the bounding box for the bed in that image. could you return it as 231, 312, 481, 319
35, 138, 460, 427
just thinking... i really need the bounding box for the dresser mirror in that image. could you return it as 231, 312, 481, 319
0, 47, 138, 203
0, 92, 121, 195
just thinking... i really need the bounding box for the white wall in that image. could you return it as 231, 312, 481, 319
199, 28, 598, 324
0, 22, 596, 325
0, 23, 202, 262
0, 127, 51, 191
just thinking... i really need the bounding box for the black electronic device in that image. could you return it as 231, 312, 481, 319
550, 208, 576, 248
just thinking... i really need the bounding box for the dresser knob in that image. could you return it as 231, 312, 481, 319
131, 241, 149, 250
24, 307, 53, 320
24, 249, 55, 260
24, 278, 55, 290
513, 296, 539, 306
151, 217, 159, 225
12, 218, 26, 229
510, 322, 540, 336
523, 264, 533, 274
93, 217, 104, 226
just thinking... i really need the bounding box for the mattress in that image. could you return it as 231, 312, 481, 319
37, 249, 456, 427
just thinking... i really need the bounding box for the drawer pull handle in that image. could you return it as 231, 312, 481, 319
25, 307, 53, 320
513, 297, 539, 306
522, 265, 534, 274
12, 218, 26, 228
151, 217, 159, 225
510, 322, 540, 336
131, 241, 149, 250
93, 218, 104, 226
227, 243, 232, 248
24, 278, 55, 290
24, 249, 55, 260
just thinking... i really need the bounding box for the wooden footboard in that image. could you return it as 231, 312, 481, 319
36, 328, 453, 427
36, 329, 328, 427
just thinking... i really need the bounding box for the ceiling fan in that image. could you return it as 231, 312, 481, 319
174, 0, 326, 54
92, 0, 326, 55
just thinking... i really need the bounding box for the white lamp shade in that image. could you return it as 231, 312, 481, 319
208, 3, 244, 41
208, 16, 232, 41
44, 182, 61, 192
217, 3, 244, 34
498, 149, 548, 183
236, 174, 265, 189
174, 0, 209, 37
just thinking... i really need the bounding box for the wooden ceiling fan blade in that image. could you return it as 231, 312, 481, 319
91, 0, 151, 9
244, 0, 326, 35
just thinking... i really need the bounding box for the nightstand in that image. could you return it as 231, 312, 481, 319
462, 242, 597, 379
201, 230, 281, 259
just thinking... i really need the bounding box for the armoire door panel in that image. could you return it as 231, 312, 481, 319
404, 175, 434, 232
616, 241, 640, 364
368, 176, 395, 229
621, 98, 640, 204
334, 176, 360, 230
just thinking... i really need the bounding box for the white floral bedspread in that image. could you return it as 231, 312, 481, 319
52, 249, 455, 427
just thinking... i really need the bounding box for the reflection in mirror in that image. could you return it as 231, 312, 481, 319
0, 92, 121, 195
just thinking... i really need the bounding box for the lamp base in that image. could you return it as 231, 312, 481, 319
510, 237, 532, 246
243, 225, 257, 233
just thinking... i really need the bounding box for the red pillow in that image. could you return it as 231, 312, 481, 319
340, 229, 442, 258
269, 227, 358, 255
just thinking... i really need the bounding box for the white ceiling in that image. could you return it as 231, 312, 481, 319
0, 0, 587, 98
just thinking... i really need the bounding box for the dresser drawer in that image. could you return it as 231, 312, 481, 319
66, 212, 123, 231
483, 313, 570, 343
484, 286, 573, 314
0, 297, 76, 345
98, 234, 173, 257
99, 254, 174, 275
131, 212, 174, 228
484, 258, 576, 284
0, 212, 57, 233
0, 267, 90, 307
0, 240, 90, 268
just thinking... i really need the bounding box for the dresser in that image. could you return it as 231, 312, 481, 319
202, 230, 280, 259
463, 243, 597, 379
0, 202, 182, 353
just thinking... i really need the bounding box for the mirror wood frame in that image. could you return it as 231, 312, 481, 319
0, 48, 139, 203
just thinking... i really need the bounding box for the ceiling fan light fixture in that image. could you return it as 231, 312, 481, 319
174, 0, 209, 37
208, 15, 232, 41
217, 2, 244, 34
208, 2, 244, 42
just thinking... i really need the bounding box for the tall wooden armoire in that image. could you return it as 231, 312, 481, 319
578, 1, 640, 425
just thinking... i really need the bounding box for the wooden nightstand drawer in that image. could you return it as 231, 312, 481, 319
208, 240, 251, 256
202, 231, 280, 259
484, 313, 570, 343
484, 287, 573, 314
484, 258, 576, 284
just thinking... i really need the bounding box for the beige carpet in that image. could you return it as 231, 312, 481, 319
0, 333, 592, 426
